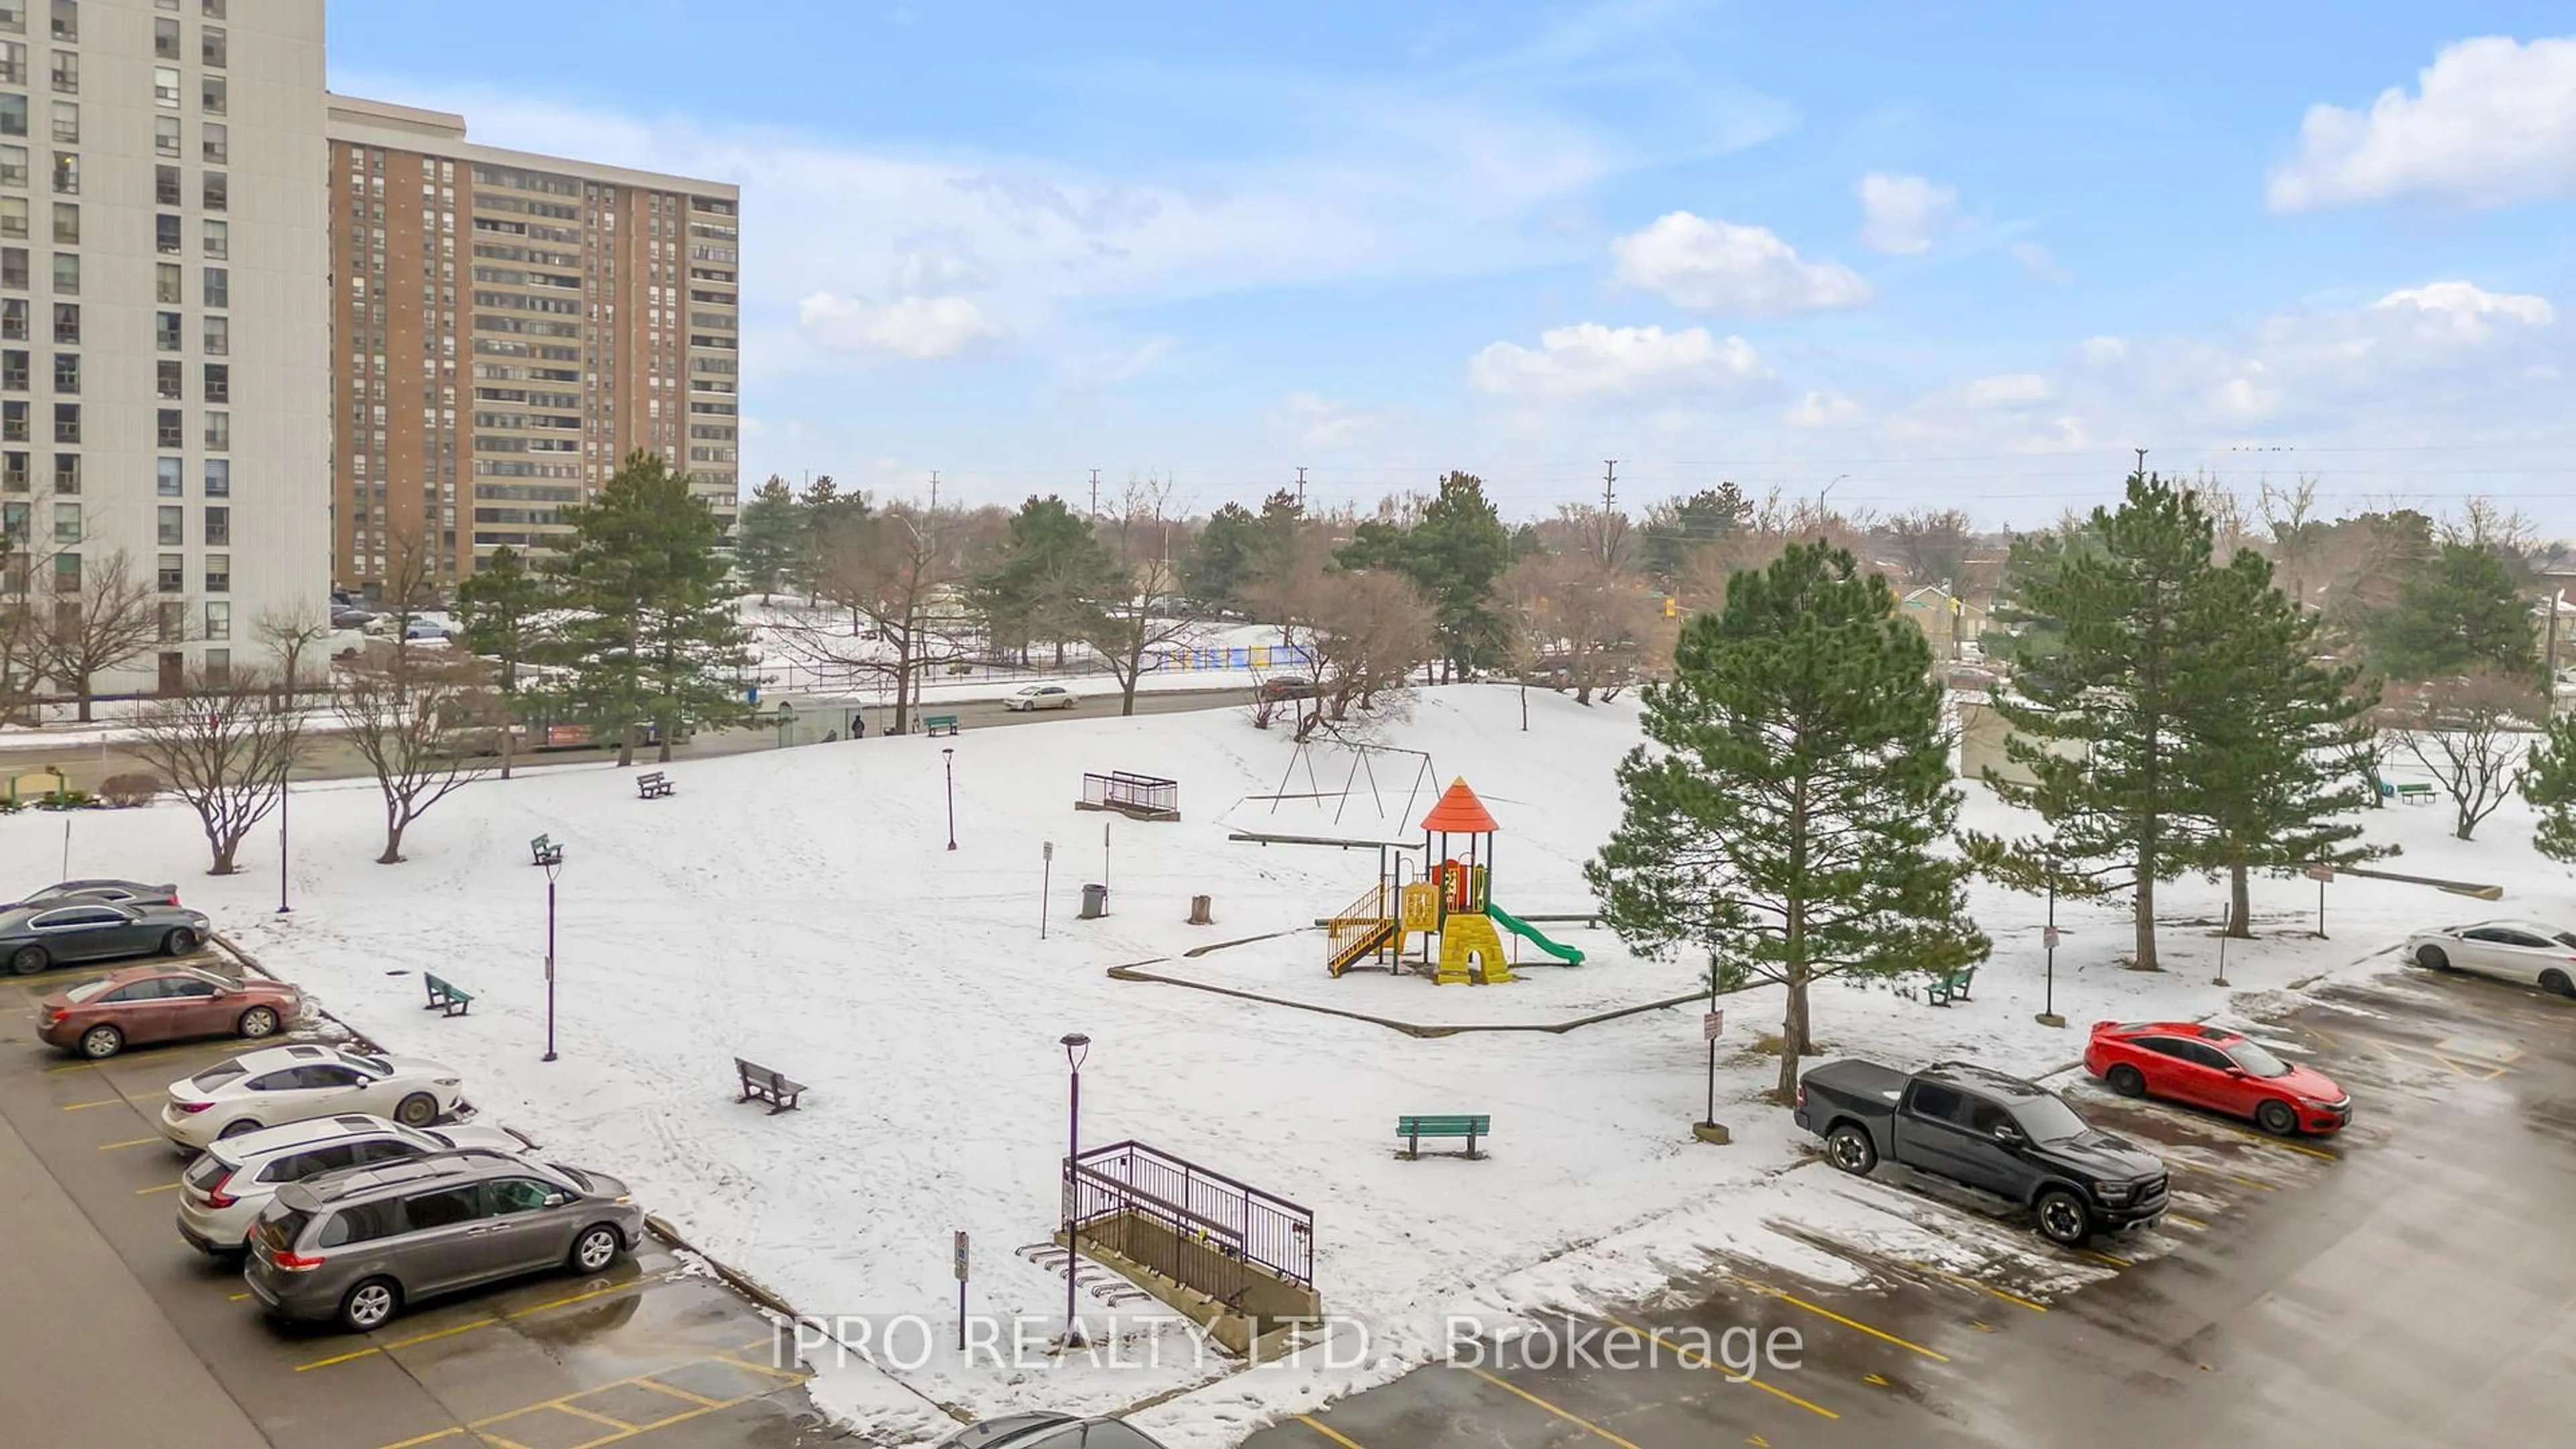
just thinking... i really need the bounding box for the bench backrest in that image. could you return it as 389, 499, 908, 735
1398, 1114, 1491, 1131
640, 772, 665, 782
425, 973, 453, 994
736, 1057, 789, 1087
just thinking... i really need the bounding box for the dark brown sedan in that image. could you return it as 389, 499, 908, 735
38, 965, 302, 1060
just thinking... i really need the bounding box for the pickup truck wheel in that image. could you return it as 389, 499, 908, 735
2035, 1189, 2092, 1247
1825, 1123, 1878, 1175
2255, 1099, 2299, 1136
2106, 1064, 2146, 1097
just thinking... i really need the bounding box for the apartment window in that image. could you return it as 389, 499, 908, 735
201, 315, 225, 354
47, 46, 69, 93
0, 144, 21, 186
50, 498, 74, 541
0, 299, 19, 339
200, 121, 224, 164
0, 2, 16, 31
154, 261, 180, 303
201, 171, 225, 212
0, 95, 22, 138
48, 400, 72, 441
0, 197, 20, 239
203, 648, 228, 683
155, 358, 179, 399
51, 549, 76, 593
154, 311, 178, 350
48, 201, 71, 244
152, 66, 178, 108
48, 252, 71, 293
154, 164, 179, 205
156, 504, 180, 545
0, 349, 19, 389
204, 553, 227, 592
201, 266, 226, 308
48, 448, 72, 492
200, 24, 223, 67
0, 451, 19, 494
156, 553, 181, 593
203, 0, 223, 17
156, 600, 183, 641
203, 600, 228, 640
48, 99, 72, 144
203, 411, 227, 449
202, 219, 226, 258
201, 363, 225, 402
48, 349, 70, 392
48, 301, 71, 342
152, 15, 178, 59
203, 457, 227, 495
47, 149, 72, 194
1, 400, 19, 441
156, 456, 180, 495
46, 0, 69, 43
203, 505, 226, 546
0, 502, 18, 538
154, 407, 179, 447
0, 40, 19, 85
154, 114, 178, 154
200, 74, 225, 115
155, 213, 179, 254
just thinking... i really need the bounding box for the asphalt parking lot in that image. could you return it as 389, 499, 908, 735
1246, 964, 2576, 1449
0, 962, 839, 1449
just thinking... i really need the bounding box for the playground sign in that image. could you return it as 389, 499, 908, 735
2302, 864, 2335, 882
2043, 926, 2061, 949
1703, 1010, 1724, 1041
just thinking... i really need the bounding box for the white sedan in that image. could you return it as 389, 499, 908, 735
1004, 684, 1080, 712
159, 1043, 470, 1151
2404, 920, 2576, 996
175, 1113, 537, 1254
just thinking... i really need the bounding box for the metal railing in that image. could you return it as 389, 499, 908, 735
1067, 1140, 1315, 1305
1081, 771, 1179, 816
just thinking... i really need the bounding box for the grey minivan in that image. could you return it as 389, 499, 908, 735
243, 1150, 643, 1332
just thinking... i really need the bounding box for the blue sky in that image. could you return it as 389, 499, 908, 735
329, 2, 2576, 528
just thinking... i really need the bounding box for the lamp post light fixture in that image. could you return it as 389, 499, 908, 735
1059, 1030, 1091, 1348
943, 747, 958, 851
541, 855, 564, 1063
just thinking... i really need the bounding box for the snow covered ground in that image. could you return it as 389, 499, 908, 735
2, 684, 2559, 1444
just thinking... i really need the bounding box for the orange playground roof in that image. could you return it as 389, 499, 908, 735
1419, 777, 1499, 834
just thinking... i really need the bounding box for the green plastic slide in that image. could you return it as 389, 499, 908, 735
1485, 903, 1585, 964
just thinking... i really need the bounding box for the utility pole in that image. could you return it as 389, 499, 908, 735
1294, 466, 1307, 513
929, 470, 940, 513
2133, 447, 2149, 477
1599, 460, 1618, 565
1089, 468, 1101, 518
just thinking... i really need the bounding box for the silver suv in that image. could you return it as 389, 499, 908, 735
243, 1150, 643, 1332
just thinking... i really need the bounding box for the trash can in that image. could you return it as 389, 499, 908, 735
1188, 894, 1214, 926
1079, 883, 1109, 920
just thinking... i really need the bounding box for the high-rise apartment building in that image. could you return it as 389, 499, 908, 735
3, 0, 329, 690
323, 95, 739, 596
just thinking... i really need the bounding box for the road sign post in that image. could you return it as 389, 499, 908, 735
2304, 863, 2334, 938
954, 1230, 969, 1350
1041, 841, 1055, 940
1693, 985, 1729, 1144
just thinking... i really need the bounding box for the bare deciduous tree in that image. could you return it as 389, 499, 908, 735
125, 667, 307, 874
38, 550, 160, 722
1084, 481, 1203, 716
1299, 568, 1434, 735
784, 502, 981, 735
2386, 668, 2540, 841
337, 649, 500, 863
255, 604, 334, 712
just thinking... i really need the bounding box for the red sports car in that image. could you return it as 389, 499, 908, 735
2083, 1020, 2351, 1135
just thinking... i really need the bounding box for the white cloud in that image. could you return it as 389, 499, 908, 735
2009, 241, 2072, 283
1964, 372, 2054, 407
2076, 335, 2128, 367
1271, 392, 1397, 449
798, 293, 1002, 358
1468, 323, 1774, 400
1609, 213, 1872, 316
1783, 391, 1865, 429
1061, 336, 1180, 386
1856, 172, 1957, 255
2370, 280, 2556, 340
2269, 36, 2576, 211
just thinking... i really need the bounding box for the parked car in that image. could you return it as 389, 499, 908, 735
2083, 1020, 2351, 1135
1004, 684, 1080, 712
1, 878, 182, 912
934, 1413, 1172, 1449
1255, 674, 1317, 702
2404, 920, 2576, 996
177, 1114, 539, 1256
244, 1150, 642, 1332
2, 900, 213, 976
160, 1044, 469, 1150
1793, 1059, 2167, 1246
38, 965, 300, 1060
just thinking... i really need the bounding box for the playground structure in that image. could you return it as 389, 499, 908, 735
1222, 730, 1438, 850
1326, 777, 1587, 985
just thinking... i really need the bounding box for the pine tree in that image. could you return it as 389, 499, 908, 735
1333, 472, 1512, 680
1588, 542, 1987, 1099
2369, 542, 2538, 682
2188, 547, 2390, 936
1966, 473, 2235, 972
976, 496, 1114, 665
733, 476, 802, 604
1183, 502, 1263, 613
2521, 713, 2576, 864
1638, 485, 1751, 584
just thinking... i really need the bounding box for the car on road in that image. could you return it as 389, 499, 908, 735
2083, 1020, 2351, 1134
1004, 683, 1081, 712
244, 1150, 642, 1332
3, 899, 213, 976
2404, 920, 2576, 996
934, 1413, 1172, 1448
177, 1114, 539, 1256
1794, 1059, 2168, 1246
38, 965, 301, 1060
161, 1044, 469, 1150
1255, 674, 1317, 702
1, 877, 182, 911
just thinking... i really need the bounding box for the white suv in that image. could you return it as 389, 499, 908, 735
175, 1113, 537, 1256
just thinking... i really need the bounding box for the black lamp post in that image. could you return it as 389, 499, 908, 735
274, 760, 291, 915
943, 747, 957, 851
1060, 1030, 1090, 1348
541, 855, 563, 1062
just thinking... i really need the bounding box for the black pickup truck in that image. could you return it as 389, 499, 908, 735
1794, 1059, 2168, 1246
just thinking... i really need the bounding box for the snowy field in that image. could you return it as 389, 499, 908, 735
1, 684, 2561, 1444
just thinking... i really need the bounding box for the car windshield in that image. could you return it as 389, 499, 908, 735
2229, 1042, 2293, 1077
64, 977, 118, 1004
2008, 1094, 2091, 1141
338, 1051, 392, 1076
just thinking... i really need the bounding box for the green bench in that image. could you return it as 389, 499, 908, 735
2378, 779, 2435, 804
423, 973, 474, 1018
1397, 1114, 1491, 1160
529, 834, 564, 867
1921, 966, 1976, 1007
922, 713, 962, 737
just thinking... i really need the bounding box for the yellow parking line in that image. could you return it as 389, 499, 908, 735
2165, 1212, 2209, 1231
135, 1181, 182, 1196
1923, 1266, 2049, 1313
504, 1277, 656, 1320
97, 1136, 158, 1150
1300, 1416, 1370, 1449
1602, 1315, 1839, 1419
554, 1402, 636, 1431
301, 1276, 669, 1371
370, 1432, 462, 1449
2131, 1104, 2339, 1161
60, 1097, 123, 1111
630, 1378, 728, 1410
2175, 1162, 2277, 1193
2081, 1248, 2133, 1269
1739, 1281, 1949, 1362
228, 1293, 251, 1301
1460, 1365, 1648, 1449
